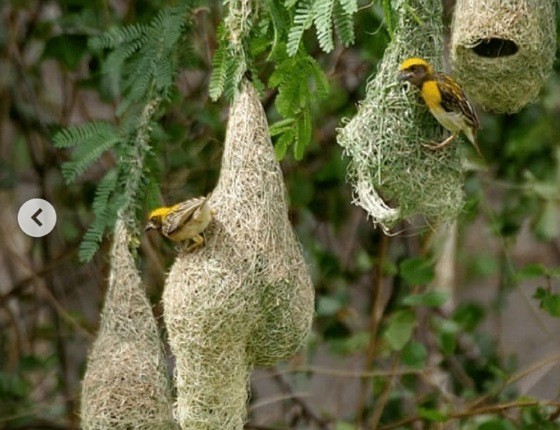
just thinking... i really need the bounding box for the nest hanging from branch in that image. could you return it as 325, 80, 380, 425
81, 219, 176, 430
163, 81, 314, 430
337, 0, 464, 231
451, 0, 556, 113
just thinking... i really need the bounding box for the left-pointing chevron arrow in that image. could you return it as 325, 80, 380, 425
31, 208, 43, 226
18, 199, 57, 237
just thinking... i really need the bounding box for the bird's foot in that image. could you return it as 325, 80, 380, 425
184, 234, 205, 254
422, 134, 456, 150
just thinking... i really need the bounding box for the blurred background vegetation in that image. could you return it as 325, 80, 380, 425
1, 0, 560, 429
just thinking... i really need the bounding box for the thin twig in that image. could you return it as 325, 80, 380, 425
270, 371, 331, 429
369, 353, 401, 428
379, 399, 559, 430
253, 365, 426, 381
356, 232, 389, 427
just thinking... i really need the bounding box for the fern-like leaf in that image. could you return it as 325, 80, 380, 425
92, 169, 118, 213
313, 0, 335, 53
89, 24, 146, 50
382, 0, 395, 39
101, 40, 143, 97
333, 0, 355, 47
338, 0, 357, 15
61, 132, 120, 183
53, 122, 116, 149
287, 0, 315, 56
295, 106, 312, 160
209, 42, 228, 101
223, 50, 247, 100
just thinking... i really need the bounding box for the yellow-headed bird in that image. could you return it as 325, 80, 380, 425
398, 57, 480, 155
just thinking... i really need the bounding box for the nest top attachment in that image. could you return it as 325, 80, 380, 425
451, 0, 557, 113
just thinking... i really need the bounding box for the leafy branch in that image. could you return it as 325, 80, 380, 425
53, 3, 193, 262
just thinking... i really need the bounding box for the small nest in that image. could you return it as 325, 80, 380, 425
162, 81, 314, 430
81, 219, 176, 430
337, 0, 464, 231
451, 0, 556, 113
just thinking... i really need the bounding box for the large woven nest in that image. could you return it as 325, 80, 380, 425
451, 0, 556, 113
81, 219, 176, 430
337, 0, 464, 231
162, 81, 314, 430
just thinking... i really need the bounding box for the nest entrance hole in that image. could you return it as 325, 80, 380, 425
471, 38, 519, 58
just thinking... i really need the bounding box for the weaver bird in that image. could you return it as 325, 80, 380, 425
145, 195, 215, 251
398, 57, 481, 156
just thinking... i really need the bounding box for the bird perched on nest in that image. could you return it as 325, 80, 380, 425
398, 57, 481, 156
145, 194, 215, 251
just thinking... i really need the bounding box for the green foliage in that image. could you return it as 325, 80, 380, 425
286, 0, 357, 56
7, 0, 560, 429
209, 0, 333, 159
401, 341, 427, 368
402, 291, 449, 308
53, 2, 194, 261
383, 309, 416, 351
533, 288, 560, 317
269, 50, 329, 159
399, 257, 435, 286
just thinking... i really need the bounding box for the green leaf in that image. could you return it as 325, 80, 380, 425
403, 291, 449, 308
89, 24, 146, 50
453, 303, 485, 332
335, 422, 355, 430
338, 0, 357, 15
399, 257, 435, 286
61, 133, 120, 183
43, 34, 88, 70
313, 0, 335, 52
294, 107, 312, 160
384, 309, 416, 351
402, 341, 427, 369
274, 129, 294, 160
269, 118, 296, 136
418, 407, 447, 422
287, 0, 314, 56
533, 287, 560, 317
516, 263, 549, 280
381, 0, 395, 40
478, 418, 517, 430
439, 331, 456, 355
53, 122, 116, 148
333, 0, 355, 47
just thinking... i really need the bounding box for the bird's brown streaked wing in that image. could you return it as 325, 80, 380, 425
435, 73, 479, 130
162, 197, 206, 236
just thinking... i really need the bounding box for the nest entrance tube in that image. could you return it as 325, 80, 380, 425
163, 81, 314, 430
451, 0, 556, 113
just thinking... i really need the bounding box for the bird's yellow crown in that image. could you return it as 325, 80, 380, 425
399, 57, 434, 74
148, 205, 177, 220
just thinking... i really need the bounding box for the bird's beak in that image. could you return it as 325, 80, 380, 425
397, 70, 411, 82
144, 222, 155, 232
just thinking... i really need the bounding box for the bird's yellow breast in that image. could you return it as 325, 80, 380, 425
420, 80, 441, 110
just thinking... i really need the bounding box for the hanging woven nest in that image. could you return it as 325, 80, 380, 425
81, 219, 176, 430
337, 0, 464, 231
451, 0, 556, 113
162, 81, 314, 430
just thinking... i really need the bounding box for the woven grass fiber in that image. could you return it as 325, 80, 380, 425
162, 81, 314, 430
451, 0, 556, 113
81, 218, 176, 430
337, 0, 464, 232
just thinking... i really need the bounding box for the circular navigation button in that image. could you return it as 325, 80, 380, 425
18, 198, 57, 238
